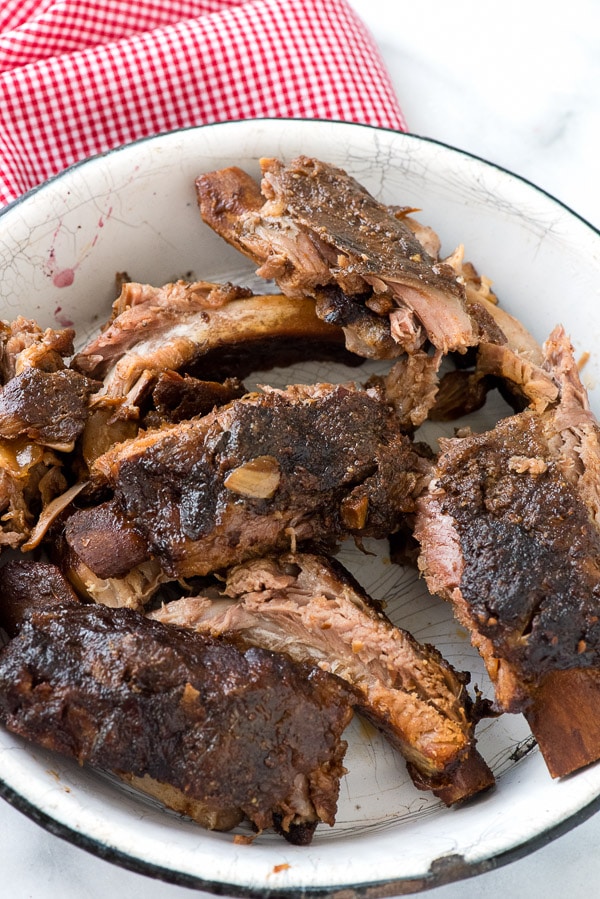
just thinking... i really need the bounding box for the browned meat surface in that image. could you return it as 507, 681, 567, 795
368, 349, 443, 430
415, 326, 600, 777
197, 158, 562, 419
0, 368, 98, 449
53, 532, 168, 609
67, 382, 430, 582
71, 279, 358, 469
63, 500, 150, 580
0, 559, 80, 636
196, 157, 478, 359
0, 563, 353, 843
151, 552, 494, 805
72, 280, 355, 406
0, 317, 95, 550
147, 372, 246, 425
0, 316, 75, 382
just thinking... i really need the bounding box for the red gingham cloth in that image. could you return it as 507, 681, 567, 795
0, 0, 406, 207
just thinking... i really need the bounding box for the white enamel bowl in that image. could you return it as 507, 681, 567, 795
1, 119, 600, 897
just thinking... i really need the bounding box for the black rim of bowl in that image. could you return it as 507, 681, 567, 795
1, 117, 600, 896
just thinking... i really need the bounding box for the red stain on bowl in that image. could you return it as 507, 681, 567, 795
44, 204, 111, 289
53, 268, 75, 288
54, 306, 74, 328
43, 249, 76, 289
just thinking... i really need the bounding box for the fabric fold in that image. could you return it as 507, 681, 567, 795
0, 0, 406, 207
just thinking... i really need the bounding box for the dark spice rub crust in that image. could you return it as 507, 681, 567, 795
416, 326, 600, 777
430, 412, 600, 681
0, 581, 353, 844
78, 383, 430, 580
196, 157, 477, 359
151, 551, 495, 805
0, 368, 98, 447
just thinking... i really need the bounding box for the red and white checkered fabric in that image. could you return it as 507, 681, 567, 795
0, 0, 406, 207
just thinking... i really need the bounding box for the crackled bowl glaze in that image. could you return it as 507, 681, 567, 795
1, 119, 600, 897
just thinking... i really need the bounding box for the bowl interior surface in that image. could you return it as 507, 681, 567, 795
1, 119, 600, 896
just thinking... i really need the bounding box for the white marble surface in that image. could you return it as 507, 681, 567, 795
2, 1, 600, 897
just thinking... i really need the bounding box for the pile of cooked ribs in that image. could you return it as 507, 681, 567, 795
0, 155, 598, 845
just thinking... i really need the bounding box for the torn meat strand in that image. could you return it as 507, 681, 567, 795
151, 552, 494, 805
196, 157, 478, 359
415, 326, 600, 777
72, 280, 355, 403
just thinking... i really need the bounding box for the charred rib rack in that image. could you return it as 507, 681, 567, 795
196, 156, 562, 419
66, 382, 431, 582
415, 326, 600, 777
71, 278, 359, 467
196, 157, 478, 360
151, 551, 494, 805
0, 561, 354, 844
72, 279, 356, 404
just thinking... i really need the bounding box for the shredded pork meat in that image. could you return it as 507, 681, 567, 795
0, 318, 97, 549
415, 326, 600, 777
151, 552, 494, 805
196, 156, 478, 359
